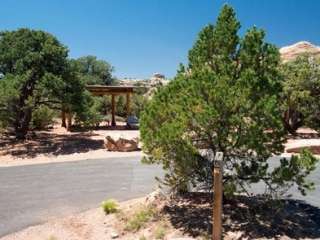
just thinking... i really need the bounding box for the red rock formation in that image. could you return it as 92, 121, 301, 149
280, 41, 320, 62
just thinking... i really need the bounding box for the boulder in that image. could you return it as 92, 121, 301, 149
105, 136, 139, 152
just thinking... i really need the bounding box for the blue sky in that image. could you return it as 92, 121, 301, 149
1, 0, 319, 79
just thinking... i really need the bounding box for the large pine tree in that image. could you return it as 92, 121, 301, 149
140, 5, 318, 196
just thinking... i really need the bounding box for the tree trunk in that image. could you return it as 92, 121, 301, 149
61, 110, 67, 128
283, 108, 304, 135
14, 72, 37, 140
15, 107, 32, 140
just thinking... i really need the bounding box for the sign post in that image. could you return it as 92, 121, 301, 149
213, 152, 223, 240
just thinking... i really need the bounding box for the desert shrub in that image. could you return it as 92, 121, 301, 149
140, 5, 319, 197
31, 106, 56, 130
154, 224, 167, 239
125, 205, 157, 232
139, 235, 147, 240
101, 199, 119, 214
132, 94, 148, 118
47, 236, 58, 240
74, 95, 104, 127
116, 95, 127, 118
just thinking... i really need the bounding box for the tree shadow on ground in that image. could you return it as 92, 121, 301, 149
0, 131, 104, 158
70, 125, 138, 131
164, 192, 320, 239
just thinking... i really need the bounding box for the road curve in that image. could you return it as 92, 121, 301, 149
0, 156, 162, 237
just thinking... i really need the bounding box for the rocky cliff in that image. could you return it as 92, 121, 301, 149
280, 41, 320, 62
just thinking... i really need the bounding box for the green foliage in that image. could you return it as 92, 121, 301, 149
0, 28, 68, 138
72, 56, 115, 85
140, 5, 319, 197
74, 95, 104, 127
154, 224, 167, 239
271, 149, 318, 196
101, 199, 119, 214
0, 29, 107, 137
116, 95, 127, 118
132, 94, 148, 118
0, 74, 19, 129
125, 205, 156, 232
281, 55, 320, 133
31, 105, 56, 130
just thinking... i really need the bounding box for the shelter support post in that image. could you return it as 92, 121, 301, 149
111, 94, 116, 127
126, 93, 131, 118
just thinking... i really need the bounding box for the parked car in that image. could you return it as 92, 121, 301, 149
127, 115, 139, 129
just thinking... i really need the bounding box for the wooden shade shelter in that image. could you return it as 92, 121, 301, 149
85, 85, 134, 127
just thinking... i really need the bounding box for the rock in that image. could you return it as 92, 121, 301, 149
105, 136, 119, 151
105, 136, 139, 152
280, 41, 320, 62
110, 232, 119, 239
117, 73, 169, 98
145, 189, 165, 204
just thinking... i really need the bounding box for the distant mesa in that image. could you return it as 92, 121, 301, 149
119, 73, 168, 87
280, 41, 320, 62
118, 73, 169, 97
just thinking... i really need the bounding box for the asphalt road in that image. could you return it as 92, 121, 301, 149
249, 156, 320, 208
0, 156, 162, 237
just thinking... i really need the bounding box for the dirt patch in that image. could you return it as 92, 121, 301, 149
0, 124, 140, 166
0, 132, 104, 158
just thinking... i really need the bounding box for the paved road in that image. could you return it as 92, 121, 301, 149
0, 156, 162, 237
248, 156, 320, 208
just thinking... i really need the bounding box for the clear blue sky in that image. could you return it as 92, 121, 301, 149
1, 0, 319, 79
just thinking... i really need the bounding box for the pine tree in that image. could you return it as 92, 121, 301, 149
140, 5, 318, 197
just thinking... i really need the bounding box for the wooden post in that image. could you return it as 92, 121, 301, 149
111, 94, 116, 127
126, 93, 131, 118
213, 152, 223, 240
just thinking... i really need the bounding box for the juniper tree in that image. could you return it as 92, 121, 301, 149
281, 55, 320, 133
72, 56, 115, 85
140, 5, 318, 197
0, 29, 96, 138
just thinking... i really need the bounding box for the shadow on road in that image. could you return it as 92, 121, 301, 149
164, 192, 320, 239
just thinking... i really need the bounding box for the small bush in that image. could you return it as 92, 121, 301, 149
125, 205, 156, 232
154, 224, 167, 239
101, 199, 119, 214
31, 106, 56, 130
47, 236, 58, 240
139, 236, 147, 240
